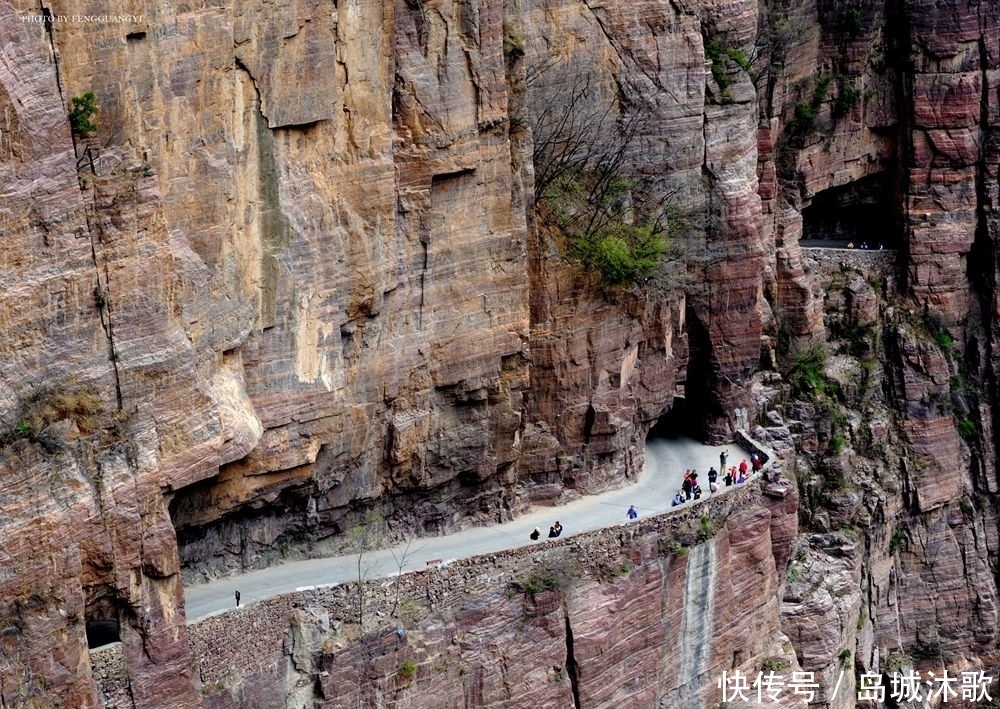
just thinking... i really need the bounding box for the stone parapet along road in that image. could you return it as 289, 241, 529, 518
183, 435, 760, 621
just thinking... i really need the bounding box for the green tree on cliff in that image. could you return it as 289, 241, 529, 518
68, 91, 99, 136
530, 70, 670, 287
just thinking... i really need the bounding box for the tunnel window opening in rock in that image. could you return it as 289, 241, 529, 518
86, 619, 120, 649
800, 172, 900, 250
85, 592, 125, 649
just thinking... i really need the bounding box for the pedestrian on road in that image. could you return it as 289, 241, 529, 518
530, 527, 541, 540
235, 590, 241, 607
720, 450, 728, 471
627, 505, 638, 520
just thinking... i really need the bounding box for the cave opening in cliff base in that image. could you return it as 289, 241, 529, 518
657, 306, 720, 442
646, 307, 718, 443
800, 172, 900, 249
85, 591, 124, 649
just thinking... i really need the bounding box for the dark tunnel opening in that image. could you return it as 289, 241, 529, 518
800, 172, 901, 249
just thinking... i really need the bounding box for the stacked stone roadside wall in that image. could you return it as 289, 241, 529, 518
736, 429, 778, 479
183, 478, 764, 697
93, 446, 785, 706
802, 247, 897, 282
89, 642, 133, 707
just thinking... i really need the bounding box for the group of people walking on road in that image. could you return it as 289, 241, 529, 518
530, 505, 643, 541
670, 450, 764, 507
529, 450, 767, 538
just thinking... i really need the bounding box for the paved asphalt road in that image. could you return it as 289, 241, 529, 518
183, 436, 753, 621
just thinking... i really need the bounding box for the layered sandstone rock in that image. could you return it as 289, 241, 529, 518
521, 0, 765, 461
4, 0, 1000, 705
3, 0, 529, 705
903, 0, 1000, 332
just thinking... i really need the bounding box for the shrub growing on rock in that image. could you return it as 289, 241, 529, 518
530, 69, 673, 288
69, 91, 99, 135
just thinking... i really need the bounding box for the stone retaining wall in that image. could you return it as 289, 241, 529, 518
94, 444, 787, 707
802, 247, 898, 281
90, 642, 133, 707
190, 478, 763, 685
736, 428, 778, 478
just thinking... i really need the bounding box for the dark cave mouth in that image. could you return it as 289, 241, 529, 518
85, 589, 130, 649
800, 172, 901, 249
86, 619, 120, 649
647, 397, 696, 441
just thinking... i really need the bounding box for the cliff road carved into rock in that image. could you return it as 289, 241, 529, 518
2, 0, 1000, 706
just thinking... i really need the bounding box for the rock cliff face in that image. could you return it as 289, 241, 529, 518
2, 0, 1000, 706
756, 2, 1000, 708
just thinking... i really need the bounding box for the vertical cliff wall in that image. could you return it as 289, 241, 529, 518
2, 0, 531, 705
753, 1, 1000, 705
3, 0, 1000, 705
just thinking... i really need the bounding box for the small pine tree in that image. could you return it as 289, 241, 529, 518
68, 91, 99, 135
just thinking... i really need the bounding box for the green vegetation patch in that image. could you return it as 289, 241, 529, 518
704, 40, 750, 102
834, 79, 862, 117
762, 657, 791, 672
787, 346, 834, 399
397, 659, 417, 681
545, 170, 668, 287
789, 73, 834, 135
69, 91, 99, 135
658, 537, 688, 557
840, 7, 863, 37
957, 418, 977, 443
568, 222, 666, 287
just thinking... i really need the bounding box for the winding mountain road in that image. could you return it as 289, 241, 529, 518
183, 436, 752, 621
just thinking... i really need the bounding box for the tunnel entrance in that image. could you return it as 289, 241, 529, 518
86, 620, 120, 649
85, 589, 125, 649
801, 172, 900, 249
648, 397, 697, 440
663, 306, 722, 442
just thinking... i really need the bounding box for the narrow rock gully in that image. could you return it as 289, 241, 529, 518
183, 435, 757, 621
